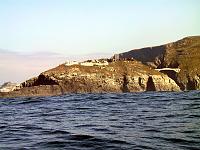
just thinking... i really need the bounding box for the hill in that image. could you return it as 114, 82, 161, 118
0, 61, 180, 98
114, 36, 200, 90
0, 82, 18, 92
1, 36, 199, 98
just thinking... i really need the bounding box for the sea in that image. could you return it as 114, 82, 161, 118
0, 91, 200, 150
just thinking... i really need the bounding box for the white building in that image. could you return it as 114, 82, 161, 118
80, 62, 94, 66
80, 60, 109, 66
64, 61, 79, 66
0, 82, 20, 92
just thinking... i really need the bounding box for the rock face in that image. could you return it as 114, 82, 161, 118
116, 36, 200, 90
0, 85, 62, 98
0, 61, 180, 98
1, 36, 199, 98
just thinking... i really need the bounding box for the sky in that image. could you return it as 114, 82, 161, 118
0, 0, 200, 84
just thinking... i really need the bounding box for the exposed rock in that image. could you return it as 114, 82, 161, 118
0, 85, 62, 98
21, 74, 59, 87
115, 36, 200, 90
150, 75, 180, 91
0, 61, 180, 98
2, 36, 199, 98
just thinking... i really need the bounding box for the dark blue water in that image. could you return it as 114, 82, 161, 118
0, 91, 200, 150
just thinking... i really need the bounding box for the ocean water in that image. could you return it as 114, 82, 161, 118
0, 91, 200, 150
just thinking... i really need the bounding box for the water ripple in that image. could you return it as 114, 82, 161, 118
0, 91, 200, 149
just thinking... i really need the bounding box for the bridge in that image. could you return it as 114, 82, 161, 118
155, 68, 181, 73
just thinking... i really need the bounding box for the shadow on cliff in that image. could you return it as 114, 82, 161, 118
146, 76, 156, 91
121, 74, 130, 93
119, 46, 165, 67
34, 74, 59, 86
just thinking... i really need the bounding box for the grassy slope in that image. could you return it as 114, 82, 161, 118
43, 60, 161, 78
117, 36, 200, 89
163, 36, 200, 87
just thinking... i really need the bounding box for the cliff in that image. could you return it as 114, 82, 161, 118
115, 36, 200, 90
1, 36, 199, 98
0, 61, 180, 98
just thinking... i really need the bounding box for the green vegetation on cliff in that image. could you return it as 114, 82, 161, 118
0, 36, 199, 98
0, 60, 180, 98
117, 36, 200, 90
163, 36, 200, 90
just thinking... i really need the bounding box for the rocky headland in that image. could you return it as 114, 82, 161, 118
114, 36, 200, 91
0, 36, 199, 98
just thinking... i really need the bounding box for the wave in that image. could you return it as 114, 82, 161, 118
0, 91, 200, 149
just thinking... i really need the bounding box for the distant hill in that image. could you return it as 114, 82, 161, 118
0, 82, 18, 92
114, 36, 200, 90
113, 45, 165, 68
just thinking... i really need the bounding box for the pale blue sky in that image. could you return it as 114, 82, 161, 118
0, 0, 200, 55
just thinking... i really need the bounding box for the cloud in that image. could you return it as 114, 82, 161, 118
0, 51, 67, 84
0, 50, 112, 85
